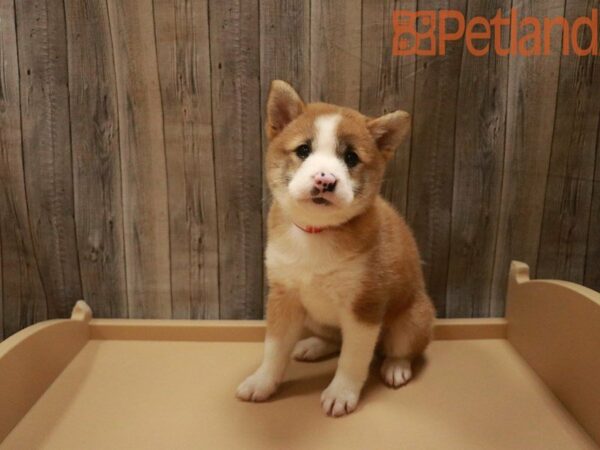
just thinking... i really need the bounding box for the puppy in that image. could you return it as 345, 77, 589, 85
236, 80, 435, 417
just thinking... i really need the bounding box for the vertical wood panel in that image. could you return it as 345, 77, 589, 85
15, 0, 82, 319
446, 0, 509, 317
260, 0, 310, 102
360, 0, 416, 215
491, 0, 565, 315
153, 0, 219, 319
259, 0, 310, 310
209, 0, 263, 319
310, 0, 362, 107
536, 0, 600, 284
65, 0, 127, 318
585, 116, 600, 292
106, 0, 172, 319
407, 0, 467, 317
0, 0, 47, 337
0, 235, 3, 339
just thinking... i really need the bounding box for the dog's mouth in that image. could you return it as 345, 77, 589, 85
308, 186, 333, 206
297, 195, 334, 207
311, 197, 331, 206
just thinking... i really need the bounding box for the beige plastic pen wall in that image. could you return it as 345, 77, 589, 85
0, 262, 599, 448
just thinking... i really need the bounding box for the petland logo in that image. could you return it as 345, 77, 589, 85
393, 8, 599, 56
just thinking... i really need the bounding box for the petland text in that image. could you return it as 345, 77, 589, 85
393, 8, 599, 56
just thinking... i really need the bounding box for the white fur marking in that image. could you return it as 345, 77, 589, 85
313, 114, 342, 155
266, 227, 368, 327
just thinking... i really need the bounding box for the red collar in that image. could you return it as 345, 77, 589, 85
294, 223, 326, 234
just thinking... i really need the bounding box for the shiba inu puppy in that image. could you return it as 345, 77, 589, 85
236, 80, 435, 417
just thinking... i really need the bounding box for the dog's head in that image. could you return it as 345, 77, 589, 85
265, 80, 410, 228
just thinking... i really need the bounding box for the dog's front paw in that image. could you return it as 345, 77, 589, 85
320, 378, 360, 417
236, 371, 278, 402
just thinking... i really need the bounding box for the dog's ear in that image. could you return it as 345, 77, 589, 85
367, 110, 411, 160
266, 80, 305, 141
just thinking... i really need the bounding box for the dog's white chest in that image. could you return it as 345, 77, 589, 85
266, 227, 365, 326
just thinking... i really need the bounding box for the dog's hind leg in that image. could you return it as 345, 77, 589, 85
293, 336, 340, 361
380, 292, 434, 388
293, 317, 341, 361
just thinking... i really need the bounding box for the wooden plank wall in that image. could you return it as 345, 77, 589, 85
1, 0, 599, 337
446, 0, 509, 317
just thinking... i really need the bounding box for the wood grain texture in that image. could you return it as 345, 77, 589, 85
536, 0, 600, 284
407, 0, 467, 317
585, 124, 600, 293
65, 0, 127, 318
209, 0, 263, 319
14, 0, 82, 319
259, 0, 311, 310
260, 0, 310, 101
310, 0, 362, 107
0, 235, 2, 339
446, 0, 510, 317
0, 0, 47, 338
106, 0, 172, 319
153, 0, 219, 319
490, 0, 566, 315
360, 0, 416, 215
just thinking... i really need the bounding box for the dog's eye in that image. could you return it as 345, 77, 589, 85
295, 144, 311, 160
344, 148, 360, 168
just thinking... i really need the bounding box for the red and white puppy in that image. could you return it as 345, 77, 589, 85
236, 80, 435, 417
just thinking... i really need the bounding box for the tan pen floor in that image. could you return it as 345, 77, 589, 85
2, 338, 596, 450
